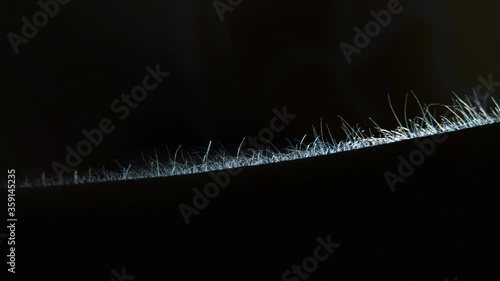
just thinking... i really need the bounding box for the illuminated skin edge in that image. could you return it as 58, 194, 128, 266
21, 96, 500, 187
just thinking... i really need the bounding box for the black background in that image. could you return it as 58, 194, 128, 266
9, 122, 500, 281
3, 0, 500, 178
2, 1, 500, 280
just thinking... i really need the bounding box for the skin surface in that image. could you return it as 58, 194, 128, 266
22, 96, 500, 187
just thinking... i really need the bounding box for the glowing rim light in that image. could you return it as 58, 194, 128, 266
22, 95, 500, 187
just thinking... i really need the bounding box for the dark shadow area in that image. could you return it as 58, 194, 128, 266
3, 0, 500, 280
3, 0, 500, 178
5, 123, 499, 281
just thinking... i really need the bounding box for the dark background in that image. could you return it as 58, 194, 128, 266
9, 122, 500, 281
3, 0, 500, 178
2, 1, 500, 280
